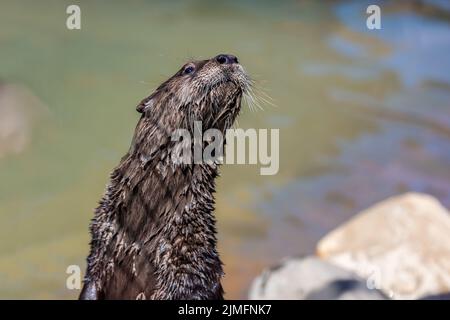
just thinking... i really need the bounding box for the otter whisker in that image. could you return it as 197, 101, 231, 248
244, 75, 276, 110
249, 82, 277, 110
253, 86, 276, 108
246, 87, 264, 112
243, 94, 255, 113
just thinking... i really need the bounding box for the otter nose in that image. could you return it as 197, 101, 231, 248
215, 54, 239, 65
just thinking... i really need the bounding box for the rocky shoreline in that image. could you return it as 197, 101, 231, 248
249, 193, 450, 300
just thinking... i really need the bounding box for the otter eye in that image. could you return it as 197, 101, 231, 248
183, 65, 195, 75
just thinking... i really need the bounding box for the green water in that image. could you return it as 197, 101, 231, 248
0, 0, 449, 298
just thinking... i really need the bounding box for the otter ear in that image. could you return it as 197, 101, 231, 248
137, 81, 168, 113
136, 97, 153, 113
136, 91, 158, 113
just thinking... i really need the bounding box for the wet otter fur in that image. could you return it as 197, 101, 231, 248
79, 54, 250, 300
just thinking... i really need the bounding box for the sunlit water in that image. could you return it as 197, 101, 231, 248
0, 0, 449, 298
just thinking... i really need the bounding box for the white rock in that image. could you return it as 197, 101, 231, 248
317, 193, 450, 299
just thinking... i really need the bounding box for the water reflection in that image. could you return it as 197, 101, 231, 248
224, 0, 450, 297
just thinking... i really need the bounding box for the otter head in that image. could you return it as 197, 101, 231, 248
137, 54, 250, 133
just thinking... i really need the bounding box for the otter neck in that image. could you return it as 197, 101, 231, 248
112, 126, 224, 299
149, 163, 224, 299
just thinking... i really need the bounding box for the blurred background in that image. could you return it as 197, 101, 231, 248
0, 0, 449, 299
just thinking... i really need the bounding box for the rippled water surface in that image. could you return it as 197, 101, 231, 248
0, 0, 449, 298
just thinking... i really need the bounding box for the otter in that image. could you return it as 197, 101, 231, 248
79, 54, 250, 300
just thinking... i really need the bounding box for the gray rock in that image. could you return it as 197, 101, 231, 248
0, 82, 48, 158
248, 256, 387, 300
